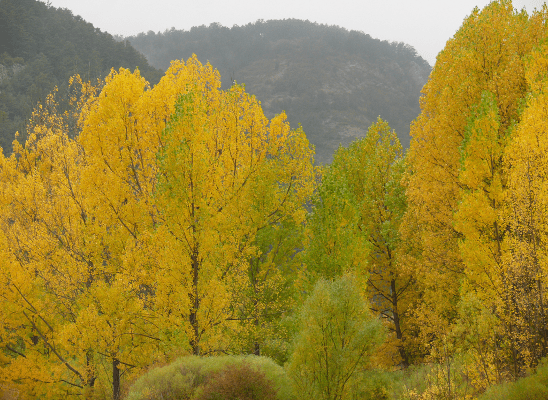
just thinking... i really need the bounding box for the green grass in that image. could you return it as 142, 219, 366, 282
479, 359, 548, 400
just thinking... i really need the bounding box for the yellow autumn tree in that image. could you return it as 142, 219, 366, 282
150, 62, 315, 356
403, 0, 548, 386
0, 80, 164, 400
503, 36, 548, 371
0, 90, 103, 398
452, 90, 511, 386
453, 5, 548, 385
77, 57, 315, 357
0, 56, 315, 398
403, 0, 533, 363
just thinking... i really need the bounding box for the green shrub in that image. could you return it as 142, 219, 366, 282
348, 369, 392, 400
286, 274, 385, 400
479, 358, 548, 400
124, 355, 293, 400
195, 362, 278, 400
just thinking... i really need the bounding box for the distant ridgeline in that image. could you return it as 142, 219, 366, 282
127, 20, 431, 163
0, 0, 163, 153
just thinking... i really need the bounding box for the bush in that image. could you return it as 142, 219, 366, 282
348, 369, 392, 400
479, 358, 548, 400
286, 274, 385, 400
124, 355, 293, 400
195, 363, 278, 400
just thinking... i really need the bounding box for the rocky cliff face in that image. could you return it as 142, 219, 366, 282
128, 20, 431, 164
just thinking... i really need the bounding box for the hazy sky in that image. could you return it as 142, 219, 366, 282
45, 0, 544, 66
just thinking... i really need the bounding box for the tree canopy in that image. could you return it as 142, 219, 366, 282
0, 56, 315, 399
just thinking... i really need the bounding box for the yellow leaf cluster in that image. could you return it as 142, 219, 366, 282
403, 0, 548, 386
0, 55, 315, 398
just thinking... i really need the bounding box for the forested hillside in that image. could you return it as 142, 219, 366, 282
0, 0, 163, 153
126, 20, 431, 163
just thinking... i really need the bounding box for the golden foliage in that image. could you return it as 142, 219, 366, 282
403, 0, 548, 387
0, 56, 314, 399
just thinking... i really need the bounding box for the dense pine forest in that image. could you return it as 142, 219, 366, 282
0, 0, 162, 153
2, 1, 548, 400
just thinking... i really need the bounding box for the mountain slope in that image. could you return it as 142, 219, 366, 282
128, 20, 431, 163
0, 0, 163, 153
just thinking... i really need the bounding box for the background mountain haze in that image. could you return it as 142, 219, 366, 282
43, 0, 545, 66
1, 0, 543, 162
126, 20, 430, 163
0, 0, 163, 153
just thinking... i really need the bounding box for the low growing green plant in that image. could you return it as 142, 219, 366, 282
195, 362, 278, 400
479, 358, 548, 400
124, 355, 293, 400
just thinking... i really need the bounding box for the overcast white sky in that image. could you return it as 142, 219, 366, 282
45, 0, 544, 66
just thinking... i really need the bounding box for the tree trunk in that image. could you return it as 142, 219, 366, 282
112, 358, 120, 400
391, 278, 409, 367
189, 248, 201, 355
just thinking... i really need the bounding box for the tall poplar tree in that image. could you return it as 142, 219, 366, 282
0, 56, 315, 399
503, 39, 548, 370
306, 118, 413, 366
403, 0, 548, 381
